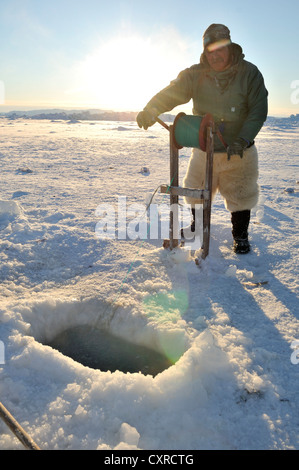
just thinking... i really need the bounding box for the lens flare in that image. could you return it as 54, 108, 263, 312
206, 39, 231, 52
143, 290, 189, 363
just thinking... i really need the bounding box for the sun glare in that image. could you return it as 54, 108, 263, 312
70, 32, 196, 111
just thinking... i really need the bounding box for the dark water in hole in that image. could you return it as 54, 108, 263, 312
47, 325, 173, 376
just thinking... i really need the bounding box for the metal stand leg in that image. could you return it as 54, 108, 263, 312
201, 126, 214, 259
169, 125, 179, 250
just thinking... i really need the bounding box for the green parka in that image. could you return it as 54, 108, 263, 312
144, 44, 268, 151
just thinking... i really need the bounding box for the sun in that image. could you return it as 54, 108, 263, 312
70, 31, 195, 111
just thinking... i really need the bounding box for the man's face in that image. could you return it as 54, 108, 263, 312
205, 45, 231, 72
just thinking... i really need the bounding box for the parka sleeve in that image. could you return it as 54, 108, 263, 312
238, 66, 268, 143
143, 67, 194, 115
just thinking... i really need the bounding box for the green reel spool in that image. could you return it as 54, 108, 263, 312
173, 113, 214, 151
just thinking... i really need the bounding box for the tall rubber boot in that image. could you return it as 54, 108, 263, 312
231, 210, 251, 254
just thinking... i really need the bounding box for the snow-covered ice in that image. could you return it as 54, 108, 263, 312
0, 117, 298, 450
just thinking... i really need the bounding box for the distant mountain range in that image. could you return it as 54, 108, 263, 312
0, 108, 174, 123
0, 108, 139, 122
0, 108, 298, 127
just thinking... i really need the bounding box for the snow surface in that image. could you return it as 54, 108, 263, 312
0, 117, 298, 450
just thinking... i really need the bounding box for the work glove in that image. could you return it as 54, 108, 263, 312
137, 109, 158, 130
227, 138, 249, 160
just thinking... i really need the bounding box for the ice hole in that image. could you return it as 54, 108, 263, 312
46, 324, 174, 376
24, 298, 183, 376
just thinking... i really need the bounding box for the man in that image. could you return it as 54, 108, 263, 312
137, 24, 268, 254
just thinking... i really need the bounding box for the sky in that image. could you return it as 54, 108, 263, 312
0, 0, 298, 116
